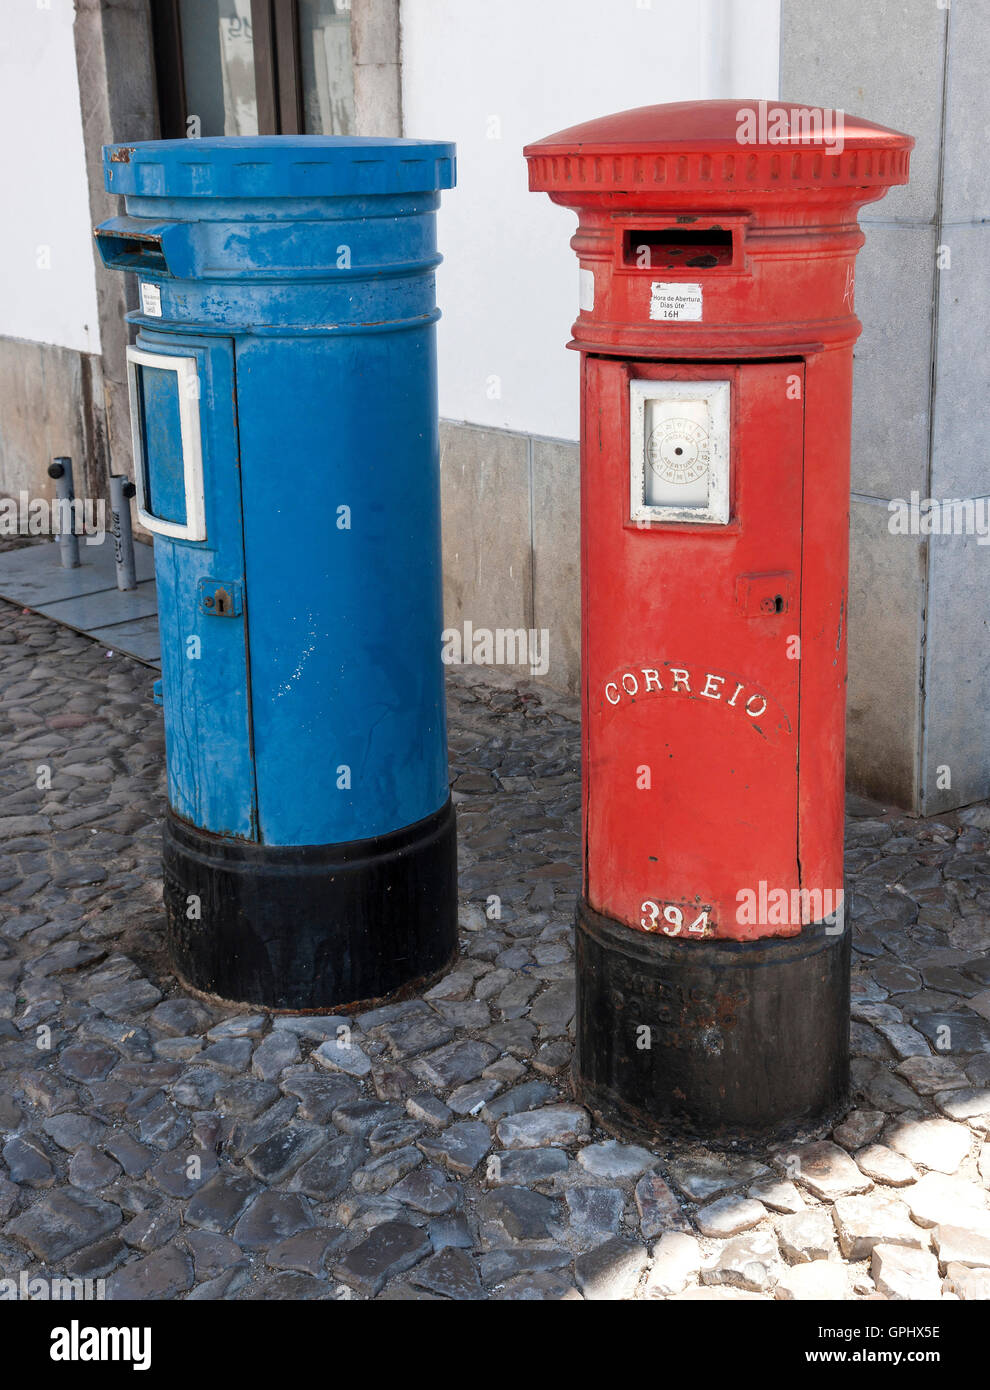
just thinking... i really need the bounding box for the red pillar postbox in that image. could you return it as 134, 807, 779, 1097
525, 101, 912, 1144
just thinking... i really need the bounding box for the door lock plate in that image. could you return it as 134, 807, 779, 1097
198, 579, 242, 617
736, 572, 793, 618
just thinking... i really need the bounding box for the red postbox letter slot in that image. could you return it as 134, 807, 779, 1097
623, 226, 734, 270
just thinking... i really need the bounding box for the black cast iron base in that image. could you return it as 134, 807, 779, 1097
575, 896, 850, 1149
163, 798, 457, 1012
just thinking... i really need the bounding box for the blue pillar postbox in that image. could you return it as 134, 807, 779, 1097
95, 137, 457, 1011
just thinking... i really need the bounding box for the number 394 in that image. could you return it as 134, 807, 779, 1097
640, 901, 712, 937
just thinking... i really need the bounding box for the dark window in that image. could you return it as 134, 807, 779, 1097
151, 0, 354, 138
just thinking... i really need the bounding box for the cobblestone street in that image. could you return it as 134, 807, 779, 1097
2, 598, 990, 1301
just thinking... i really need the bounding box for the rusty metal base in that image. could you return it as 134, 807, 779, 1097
575, 897, 850, 1149
162, 799, 457, 1012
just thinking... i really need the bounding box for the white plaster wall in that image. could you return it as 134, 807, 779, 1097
402, 0, 780, 440
0, 0, 100, 354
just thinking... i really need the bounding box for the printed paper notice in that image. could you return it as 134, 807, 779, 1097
649, 282, 702, 322
140, 282, 162, 317
579, 268, 595, 312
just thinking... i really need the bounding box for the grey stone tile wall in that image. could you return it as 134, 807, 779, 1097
783, 0, 989, 814
848, 499, 925, 811
531, 439, 580, 696
850, 224, 936, 501
0, 339, 100, 505
439, 422, 580, 695
924, 531, 990, 813
929, 227, 990, 501
940, 0, 990, 224
782, 0, 945, 224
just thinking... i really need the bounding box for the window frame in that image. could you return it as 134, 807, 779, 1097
126, 346, 207, 543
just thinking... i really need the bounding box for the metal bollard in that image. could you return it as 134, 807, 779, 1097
109, 475, 137, 590
47, 457, 80, 568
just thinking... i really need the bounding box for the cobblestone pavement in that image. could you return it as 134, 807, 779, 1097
2, 598, 990, 1302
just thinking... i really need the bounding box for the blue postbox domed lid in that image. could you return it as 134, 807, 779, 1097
104, 136, 456, 198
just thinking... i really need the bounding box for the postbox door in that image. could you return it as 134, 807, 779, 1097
128, 333, 257, 840
583, 357, 806, 941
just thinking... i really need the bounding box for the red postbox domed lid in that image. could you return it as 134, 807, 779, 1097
525, 99, 912, 196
